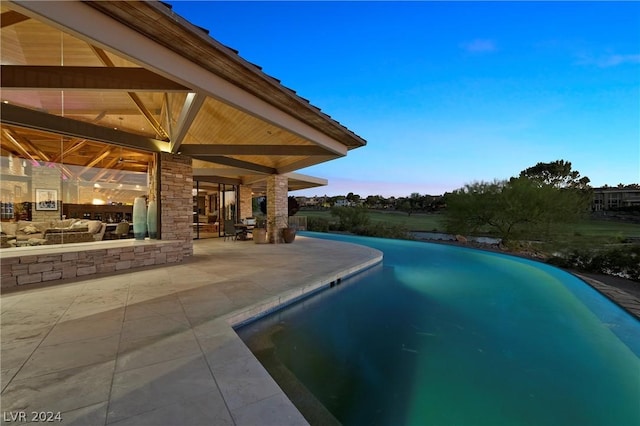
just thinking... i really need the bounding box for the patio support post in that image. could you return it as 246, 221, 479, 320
266, 174, 288, 243
238, 185, 253, 220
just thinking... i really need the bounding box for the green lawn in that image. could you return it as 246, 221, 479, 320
298, 209, 640, 240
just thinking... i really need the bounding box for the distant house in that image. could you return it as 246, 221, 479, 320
334, 198, 351, 207
592, 187, 640, 211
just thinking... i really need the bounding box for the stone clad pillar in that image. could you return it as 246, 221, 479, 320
238, 185, 253, 219
266, 174, 288, 243
159, 153, 193, 257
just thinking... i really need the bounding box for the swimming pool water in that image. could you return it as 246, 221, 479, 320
237, 233, 640, 426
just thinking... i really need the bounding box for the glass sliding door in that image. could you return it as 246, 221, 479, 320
219, 184, 237, 237
192, 181, 223, 240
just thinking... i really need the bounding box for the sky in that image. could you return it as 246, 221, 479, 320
168, 1, 640, 197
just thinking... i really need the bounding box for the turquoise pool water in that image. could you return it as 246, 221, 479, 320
237, 233, 640, 425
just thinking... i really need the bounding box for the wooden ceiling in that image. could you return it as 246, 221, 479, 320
1, 125, 152, 174
0, 1, 366, 191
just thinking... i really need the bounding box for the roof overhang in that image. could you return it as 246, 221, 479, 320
1, 1, 366, 192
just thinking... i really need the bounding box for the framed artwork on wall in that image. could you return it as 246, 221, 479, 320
35, 189, 58, 211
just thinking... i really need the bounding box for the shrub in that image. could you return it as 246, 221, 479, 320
357, 223, 412, 240
330, 206, 370, 231
306, 216, 332, 232
547, 245, 640, 282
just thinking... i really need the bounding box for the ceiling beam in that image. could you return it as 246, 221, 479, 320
90, 45, 171, 141
0, 66, 190, 92
1, 10, 30, 28
193, 175, 242, 186
0, 103, 168, 153
179, 144, 332, 156
191, 155, 276, 174
170, 92, 205, 153
192, 166, 250, 177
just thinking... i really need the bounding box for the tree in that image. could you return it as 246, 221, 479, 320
445, 175, 590, 242
517, 159, 592, 214
346, 192, 361, 205
396, 199, 413, 216
518, 160, 590, 189
288, 196, 300, 216
259, 196, 300, 216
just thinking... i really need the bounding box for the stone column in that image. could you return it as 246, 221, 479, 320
238, 185, 253, 219
266, 174, 288, 243
159, 153, 193, 257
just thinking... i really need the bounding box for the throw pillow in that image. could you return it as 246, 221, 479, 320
22, 225, 39, 234
86, 220, 102, 234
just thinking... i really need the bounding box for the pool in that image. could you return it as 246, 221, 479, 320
237, 233, 640, 426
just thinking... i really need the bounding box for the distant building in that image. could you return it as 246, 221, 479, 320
592, 187, 640, 211
334, 198, 351, 207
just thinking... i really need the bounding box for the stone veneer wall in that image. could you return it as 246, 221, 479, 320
239, 185, 253, 219
1, 241, 184, 289
159, 153, 193, 257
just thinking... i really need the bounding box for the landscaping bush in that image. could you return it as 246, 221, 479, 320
356, 223, 412, 240
306, 216, 332, 232
330, 206, 370, 231
547, 245, 640, 281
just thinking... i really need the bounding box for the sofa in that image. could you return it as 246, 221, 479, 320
0, 219, 106, 247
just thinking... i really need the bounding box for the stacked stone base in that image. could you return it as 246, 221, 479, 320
1, 241, 184, 289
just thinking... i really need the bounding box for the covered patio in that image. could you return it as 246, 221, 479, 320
1, 236, 382, 425
1, 0, 367, 286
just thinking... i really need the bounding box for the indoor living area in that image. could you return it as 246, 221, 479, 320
0, 130, 155, 248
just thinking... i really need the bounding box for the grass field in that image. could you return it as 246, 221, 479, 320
298, 209, 640, 240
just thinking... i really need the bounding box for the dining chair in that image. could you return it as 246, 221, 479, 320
223, 219, 240, 241
113, 221, 130, 239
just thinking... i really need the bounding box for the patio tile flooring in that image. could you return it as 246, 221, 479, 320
0, 236, 382, 426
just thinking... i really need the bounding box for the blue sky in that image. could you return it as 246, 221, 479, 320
169, 1, 640, 197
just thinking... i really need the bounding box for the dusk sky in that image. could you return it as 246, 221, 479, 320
169, 1, 640, 197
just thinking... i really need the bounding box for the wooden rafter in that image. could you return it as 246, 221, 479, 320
78, 146, 111, 176
170, 92, 205, 153
91, 156, 121, 182
89, 45, 170, 141
1, 128, 39, 163
50, 139, 88, 163
2, 128, 77, 179
0, 10, 30, 28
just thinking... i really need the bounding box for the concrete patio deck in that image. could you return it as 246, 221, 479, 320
0, 236, 382, 425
